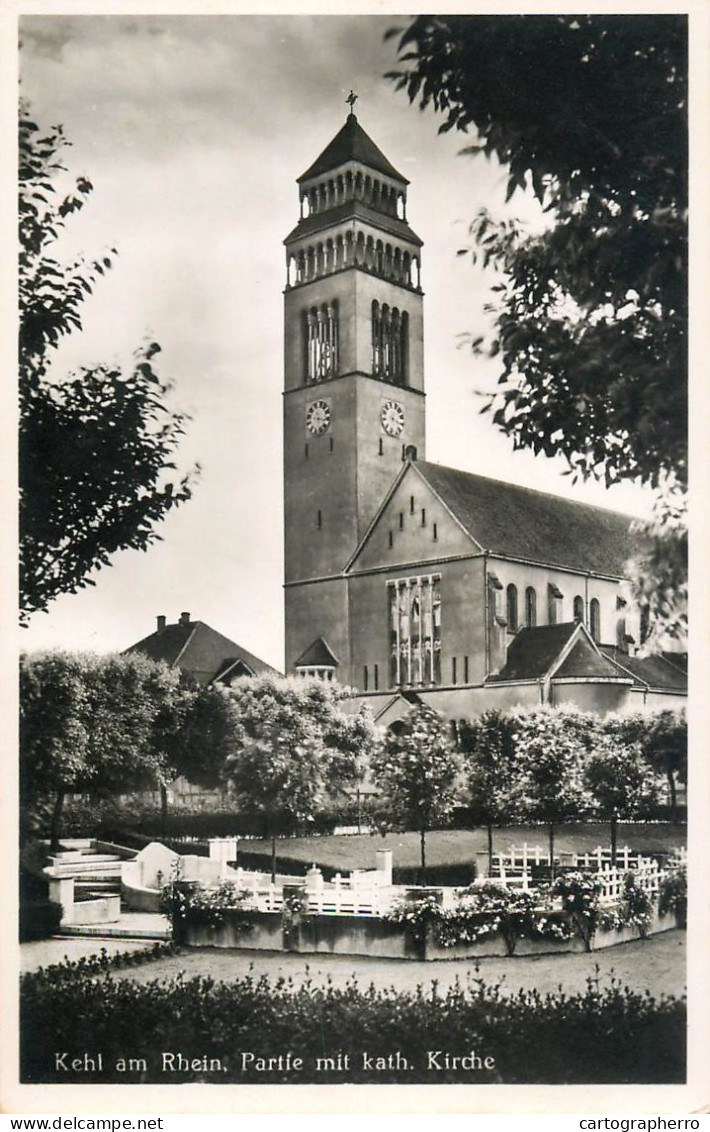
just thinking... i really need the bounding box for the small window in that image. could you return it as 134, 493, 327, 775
525, 587, 537, 628
388, 530, 393, 548
506, 584, 518, 630
399, 512, 404, 530
464, 655, 469, 683
590, 598, 601, 642
410, 496, 415, 514
379, 437, 384, 456
317, 510, 322, 529
374, 664, 379, 691
573, 595, 584, 622
329, 436, 334, 452
363, 666, 369, 691
305, 443, 309, 460
421, 508, 426, 526
452, 657, 457, 684
433, 522, 438, 541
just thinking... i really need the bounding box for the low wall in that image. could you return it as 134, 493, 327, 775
67, 895, 121, 926
180, 906, 681, 960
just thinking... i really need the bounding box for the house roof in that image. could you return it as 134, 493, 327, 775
298, 113, 408, 185
488, 623, 580, 682
414, 461, 639, 577
294, 636, 340, 668
553, 639, 628, 680
600, 646, 688, 692
284, 199, 422, 247
125, 619, 279, 686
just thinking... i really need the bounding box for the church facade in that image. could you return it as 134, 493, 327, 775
282, 111, 686, 722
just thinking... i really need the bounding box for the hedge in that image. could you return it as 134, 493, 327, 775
20, 962, 685, 1085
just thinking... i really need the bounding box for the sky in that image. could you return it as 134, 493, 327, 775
17, 13, 659, 670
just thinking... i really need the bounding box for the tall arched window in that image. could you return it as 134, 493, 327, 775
573, 595, 584, 622
506, 584, 518, 630
305, 301, 339, 382
525, 587, 537, 628
372, 301, 408, 384
589, 598, 601, 642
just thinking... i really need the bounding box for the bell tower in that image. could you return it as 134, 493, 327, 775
283, 105, 426, 678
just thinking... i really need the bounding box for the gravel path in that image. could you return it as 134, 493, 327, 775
99, 930, 685, 1000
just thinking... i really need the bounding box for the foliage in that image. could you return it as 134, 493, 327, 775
659, 865, 687, 926
387, 15, 687, 644
20, 962, 686, 1084
508, 707, 592, 869
19, 651, 181, 844
19, 899, 62, 942
584, 736, 659, 859
159, 880, 255, 934
370, 705, 461, 882
223, 676, 378, 880
19, 102, 195, 622
458, 710, 519, 870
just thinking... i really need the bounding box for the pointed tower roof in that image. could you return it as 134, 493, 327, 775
298, 113, 409, 185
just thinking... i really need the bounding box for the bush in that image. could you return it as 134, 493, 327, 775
20, 899, 62, 941
659, 866, 687, 927
20, 962, 686, 1084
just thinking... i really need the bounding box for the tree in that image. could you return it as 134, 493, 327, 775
19, 102, 196, 623
370, 705, 461, 885
20, 651, 181, 847
641, 709, 687, 823
510, 707, 592, 878
387, 16, 687, 644
222, 676, 377, 882
458, 710, 518, 876
584, 737, 657, 864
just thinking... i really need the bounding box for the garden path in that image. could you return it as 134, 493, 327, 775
44, 930, 687, 1000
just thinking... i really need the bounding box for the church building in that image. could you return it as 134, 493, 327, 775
282, 109, 686, 721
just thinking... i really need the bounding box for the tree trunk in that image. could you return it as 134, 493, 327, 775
610, 813, 618, 867
50, 790, 65, 851
160, 783, 169, 839
271, 833, 277, 886
548, 822, 555, 881
420, 826, 427, 886
667, 771, 678, 824
487, 822, 494, 877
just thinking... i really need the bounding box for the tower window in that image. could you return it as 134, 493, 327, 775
388, 574, 442, 688
410, 495, 415, 514
388, 531, 393, 548
306, 300, 339, 382
329, 436, 334, 453
525, 587, 537, 628
379, 437, 384, 456
317, 510, 322, 529
433, 523, 438, 541
421, 508, 426, 526
399, 512, 404, 530
305, 443, 309, 460
372, 301, 408, 385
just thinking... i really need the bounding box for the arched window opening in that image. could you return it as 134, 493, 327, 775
372, 302, 408, 384
525, 587, 537, 628
573, 595, 584, 622
506, 584, 518, 630
305, 301, 339, 382
589, 598, 601, 642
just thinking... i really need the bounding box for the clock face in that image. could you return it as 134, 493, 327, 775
381, 400, 405, 438
305, 399, 331, 435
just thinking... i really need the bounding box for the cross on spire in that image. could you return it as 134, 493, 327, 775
346, 90, 358, 113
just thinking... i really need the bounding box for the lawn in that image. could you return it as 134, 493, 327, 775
242, 822, 686, 873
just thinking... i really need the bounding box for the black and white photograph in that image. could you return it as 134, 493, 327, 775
8, 4, 705, 1115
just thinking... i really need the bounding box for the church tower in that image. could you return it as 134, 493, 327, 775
283, 106, 426, 679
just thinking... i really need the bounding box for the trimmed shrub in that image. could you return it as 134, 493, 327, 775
20, 962, 686, 1084
20, 899, 62, 942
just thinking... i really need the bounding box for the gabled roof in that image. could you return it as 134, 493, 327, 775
284, 199, 422, 247
294, 636, 340, 668
125, 619, 279, 686
489, 622, 630, 685
600, 646, 688, 692
488, 623, 580, 683
298, 113, 408, 184
414, 461, 639, 577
